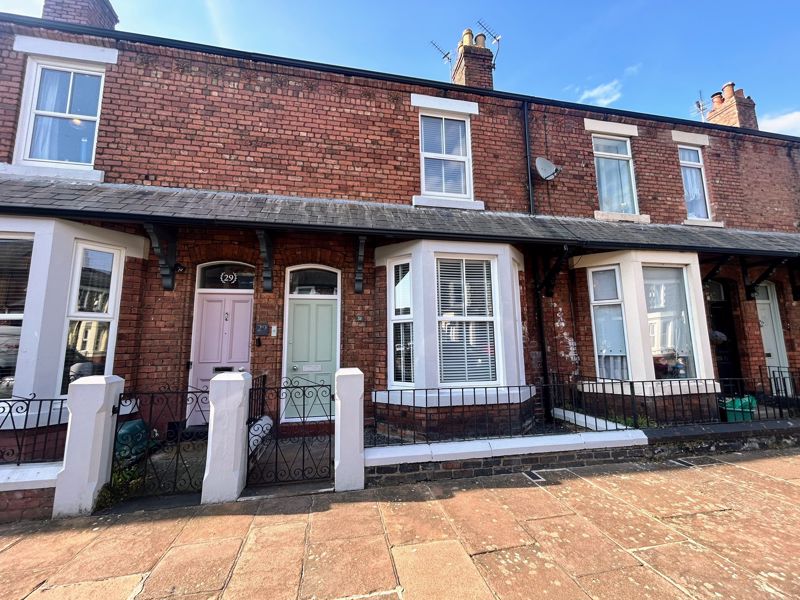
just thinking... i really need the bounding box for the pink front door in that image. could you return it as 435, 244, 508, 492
190, 292, 254, 391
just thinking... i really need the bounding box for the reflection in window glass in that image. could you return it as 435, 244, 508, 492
289, 269, 337, 295
393, 263, 412, 316
77, 248, 113, 313
643, 267, 696, 379
61, 320, 110, 394
200, 264, 255, 290
0, 239, 33, 399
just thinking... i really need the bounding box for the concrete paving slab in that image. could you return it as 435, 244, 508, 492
481, 473, 575, 521
174, 500, 257, 545
26, 574, 142, 599
474, 544, 589, 599
301, 535, 396, 600
576, 566, 688, 599
252, 493, 312, 528
523, 514, 640, 576
430, 481, 532, 554
636, 542, 787, 599
138, 538, 242, 599
393, 540, 493, 600
48, 510, 191, 585
222, 521, 306, 600
309, 492, 383, 542
376, 484, 455, 546
0, 568, 51, 600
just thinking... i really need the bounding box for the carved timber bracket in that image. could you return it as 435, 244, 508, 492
741, 256, 788, 300
143, 223, 178, 291
355, 236, 366, 294
256, 230, 273, 292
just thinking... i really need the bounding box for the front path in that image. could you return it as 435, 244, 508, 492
2, 448, 800, 599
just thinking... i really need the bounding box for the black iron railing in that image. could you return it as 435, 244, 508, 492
365, 373, 800, 447
366, 384, 563, 447
0, 395, 68, 465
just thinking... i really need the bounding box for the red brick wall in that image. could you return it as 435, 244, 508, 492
0, 22, 798, 228
42, 0, 118, 30
0, 487, 54, 523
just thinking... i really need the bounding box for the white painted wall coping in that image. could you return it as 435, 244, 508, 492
0, 462, 61, 492
364, 429, 648, 467
371, 385, 536, 407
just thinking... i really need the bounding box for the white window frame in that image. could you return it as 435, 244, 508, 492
388, 257, 414, 387
592, 134, 639, 215
572, 250, 714, 385
678, 145, 712, 221
0, 234, 34, 399
57, 240, 125, 396
13, 56, 106, 171
434, 254, 501, 387
418, 111, 474, 201
587, 265, 630, 380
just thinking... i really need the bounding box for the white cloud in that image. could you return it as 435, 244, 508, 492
203, 0, 235, 47
578, 79, 622, 107
760, 111, 800, 137
624, 63, 642, 77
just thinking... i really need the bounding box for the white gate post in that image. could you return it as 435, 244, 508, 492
335, 368, 365, 491
201, 371, 251, 504
52, 375, 125, 518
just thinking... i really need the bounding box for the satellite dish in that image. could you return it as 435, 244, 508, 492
535, 157, 561, 181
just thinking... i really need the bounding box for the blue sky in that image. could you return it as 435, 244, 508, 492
5, 0, 799, 135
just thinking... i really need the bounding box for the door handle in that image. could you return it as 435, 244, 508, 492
292, 365, 298, 371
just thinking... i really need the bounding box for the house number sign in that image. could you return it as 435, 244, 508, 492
220, 271, 238, 285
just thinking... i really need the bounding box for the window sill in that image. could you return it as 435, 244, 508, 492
0, 163, 104, 182
371, 386, 536, 407
682, 219, 724, 228
412, 195, 485, 210
594, 210, 651, 224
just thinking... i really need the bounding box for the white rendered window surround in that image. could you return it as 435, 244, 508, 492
0, 217, 148, 403
411, 94, 482, 210
8, 55, 107, 180
376, 240, 526, 396
571, 250, 714, 382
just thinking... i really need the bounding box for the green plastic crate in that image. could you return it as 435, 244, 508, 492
719, 395, 757, 423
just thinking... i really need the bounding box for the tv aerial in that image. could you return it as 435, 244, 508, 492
535, 157, 562, 181
691, 90, 710, 122
476, 19, 501, 68
430, 40, 452, 74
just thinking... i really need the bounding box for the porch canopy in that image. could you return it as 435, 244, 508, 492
1, 175, 800, 258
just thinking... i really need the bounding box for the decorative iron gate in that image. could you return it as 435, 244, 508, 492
104, 388, 210, 505
247, 377, 333, 487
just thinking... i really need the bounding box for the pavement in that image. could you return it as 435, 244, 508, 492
2, 448, 800, 599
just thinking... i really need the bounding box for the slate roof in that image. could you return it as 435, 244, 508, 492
1, 175, 799, 257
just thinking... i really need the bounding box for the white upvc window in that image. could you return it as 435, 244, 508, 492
14, 57, 105, 169
436, 257, 498, 384
678, 146, 711, 220
420, 114, 473, 200
389, 259, 414, 385
0, 236, 34, 399
574, 250, 713, 383
592, 135, 638, 214
59, 241, 124, 394
588, 266, 629, 380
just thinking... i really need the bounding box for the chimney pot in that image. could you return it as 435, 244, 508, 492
721, 82, 735, 99
474, 33, 487, 48
461, 28, 474, 47
711, 92, 724, 107
452, 26, 494, 89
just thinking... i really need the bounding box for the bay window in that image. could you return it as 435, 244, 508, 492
575, 250, 713, 382
0, 238, 33, 399
390, 261, 414, 384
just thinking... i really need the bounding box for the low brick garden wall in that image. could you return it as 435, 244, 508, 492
0, 487, 55, 523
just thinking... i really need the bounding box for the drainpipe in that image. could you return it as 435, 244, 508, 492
523, 101, 535, 214
531, 253, 553, 421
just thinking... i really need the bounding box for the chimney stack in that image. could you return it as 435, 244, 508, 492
706, 81, 758, 130
42, 0, 119, 30
451, 28, 494, 89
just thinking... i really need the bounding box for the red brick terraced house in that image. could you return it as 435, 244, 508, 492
2, 0, 800, 485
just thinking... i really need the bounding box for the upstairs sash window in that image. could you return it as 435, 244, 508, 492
593, 135, 637, 214
420, 115, 471, 198
679, 147, 710, 220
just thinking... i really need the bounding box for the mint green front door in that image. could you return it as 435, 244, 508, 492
285, 298, 337, 420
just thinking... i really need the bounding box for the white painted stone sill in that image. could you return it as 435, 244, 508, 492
364, 429, 648, 467
682, 219, 724, 228
0, 163, 104, 182
0, 461, 61, 492
412, 195, 485, 210
594, 210, 651, 224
